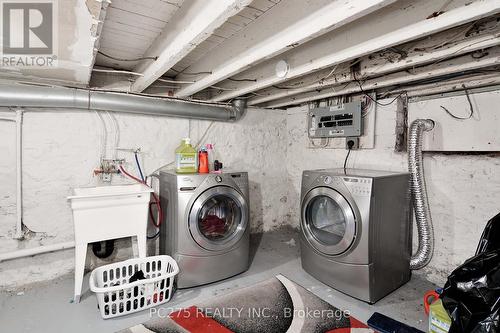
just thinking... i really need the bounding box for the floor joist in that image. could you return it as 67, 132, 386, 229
209, 0, 500, 102
260, 46, 500, 108
248, 19, 500, 106
173, 0, 397, 98
130, 0, 253, 93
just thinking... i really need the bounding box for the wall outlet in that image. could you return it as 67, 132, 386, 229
346, 137, 359, 150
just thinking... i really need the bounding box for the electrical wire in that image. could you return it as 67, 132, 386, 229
352, 71, 406, 106
119, 165, 163, 229
98, 51, 158, 62
84, 86, 231, 107
157, 78, 195, 84
146, 190, 160, 239
270, 64, 340, 90
170, 68, 212, 76
210, 85, 236, 91
228, 78, 257, 82
343, 147, 351, 175
146, 230, 160, 239
440, 84, 474, 120
361, 95, 373, 118
92, 68, 144, 76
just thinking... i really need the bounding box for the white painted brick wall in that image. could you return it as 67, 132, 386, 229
0, 107, 288, 288
1, 91, 499, 289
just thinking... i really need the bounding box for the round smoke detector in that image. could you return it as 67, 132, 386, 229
275, 60, 290, 78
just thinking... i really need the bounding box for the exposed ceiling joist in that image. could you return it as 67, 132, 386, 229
87, 0, 110, 84
209, 0, 500, 103
260, 46, 500, 108
248, 19, 500, 106
391, 72, 500, 98
170, 0, 283, 75
130, 0, 253, 92
173, 0, 398, 98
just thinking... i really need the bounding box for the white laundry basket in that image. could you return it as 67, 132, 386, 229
89, 255, 179, 319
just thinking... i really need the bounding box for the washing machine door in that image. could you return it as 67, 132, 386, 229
301, 187, 357, 256
189, 186, 248, 251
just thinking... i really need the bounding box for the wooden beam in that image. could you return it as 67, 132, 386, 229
248, 19, 500, 105
260, 46, 500, 108
210, 0, 500, 102
396, 72, 500, 98
173, 0, 397, 98
130, 0, 252, 92
87, 0, 110, 85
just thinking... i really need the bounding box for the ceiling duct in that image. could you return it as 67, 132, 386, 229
0, 85, 246, 121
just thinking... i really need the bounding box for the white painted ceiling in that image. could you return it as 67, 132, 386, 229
2, 0, 500, 108
96, 0, 185, 71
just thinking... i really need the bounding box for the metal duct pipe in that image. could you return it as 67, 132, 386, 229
408, 118, 435, 270
0, 85, 246, 121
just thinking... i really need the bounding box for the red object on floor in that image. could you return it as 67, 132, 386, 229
326, 316, 371, 333
170, 306, 234, 333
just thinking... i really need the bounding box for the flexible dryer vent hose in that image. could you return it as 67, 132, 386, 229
408, 118, 435, 270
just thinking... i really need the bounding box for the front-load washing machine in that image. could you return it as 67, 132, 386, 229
300, 168, 411, 303
159, 170, 250, 288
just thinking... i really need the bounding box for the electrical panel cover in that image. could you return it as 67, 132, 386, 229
308, 101, 362, 138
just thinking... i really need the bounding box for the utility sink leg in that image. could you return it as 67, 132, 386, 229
74, 243, 87, 303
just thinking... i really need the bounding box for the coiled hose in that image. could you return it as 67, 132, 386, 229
408, 119, 435, 270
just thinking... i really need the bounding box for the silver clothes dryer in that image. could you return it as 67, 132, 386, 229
300, 168, 411, 303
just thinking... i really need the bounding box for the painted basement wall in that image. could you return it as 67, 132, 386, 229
1, 91, 498, 289
286, 92, 500, 286
0, 107, 288, 288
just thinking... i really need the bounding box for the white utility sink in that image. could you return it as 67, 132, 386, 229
68, 183, 153, 303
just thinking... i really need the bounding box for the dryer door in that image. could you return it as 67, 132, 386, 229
301, 187, 357, 256
189, 186, 248, 251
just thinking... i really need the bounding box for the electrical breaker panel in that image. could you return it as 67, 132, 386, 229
308, 101, 362, 138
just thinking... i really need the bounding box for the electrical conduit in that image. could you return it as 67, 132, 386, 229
408, 118, 435, 270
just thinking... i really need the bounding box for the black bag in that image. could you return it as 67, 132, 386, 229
441, 213, 500, 333
476, 213, 500, 255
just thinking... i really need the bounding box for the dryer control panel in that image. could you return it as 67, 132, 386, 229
342, 177, 372, 197
313, 175, 372, 197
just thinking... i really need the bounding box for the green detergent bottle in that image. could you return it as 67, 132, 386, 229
175, 138, 198, 174
429, 299, 451, 333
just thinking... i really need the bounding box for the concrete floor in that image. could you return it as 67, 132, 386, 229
0, 228, 435, 332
